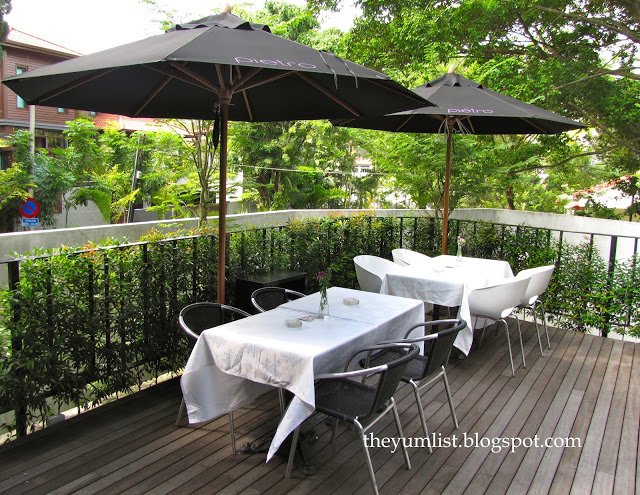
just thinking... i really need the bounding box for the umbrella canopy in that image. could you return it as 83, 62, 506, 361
334, 70, 586, 253
3, 11, 430, 303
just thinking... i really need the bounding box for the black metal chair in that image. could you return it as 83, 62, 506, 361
176, 302, 250, 454
368, 319, 466, 453
250, 286, 306, 313
285, 342, 419, 495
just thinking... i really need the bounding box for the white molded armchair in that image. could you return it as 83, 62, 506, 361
515, 265, 555, 356
353, 255, 399, 293
392, 248, 432, 267
468, 276, 531, 377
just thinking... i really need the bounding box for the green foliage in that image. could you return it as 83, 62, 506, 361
311, 0, 638, 212
2, 213, 637, 438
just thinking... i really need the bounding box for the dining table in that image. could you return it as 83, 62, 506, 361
179, 286, 424, 461
379, 254, 513, 355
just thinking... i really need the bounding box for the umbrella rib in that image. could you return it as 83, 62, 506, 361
235, 70, 294, 92
235, 67, 254, 121
134, 76, 173, 116
38, 68, 118, 103
144, 64, 216, 94
521, 118, 549, 133
168, 62, 221, 95
295, 72, 361, 117
394, 115, 415, 132
232, 66, 262, 89
216, 64, 228, 92
367, 78, 429, 107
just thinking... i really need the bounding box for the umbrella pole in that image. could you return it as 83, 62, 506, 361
441, 120, 453, 255
217, 96, 230, 304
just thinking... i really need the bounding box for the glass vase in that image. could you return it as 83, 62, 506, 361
318, 286, 330, 319
456, 245, 463, 263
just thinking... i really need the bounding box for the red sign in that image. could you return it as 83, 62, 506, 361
19, 198, 41, 218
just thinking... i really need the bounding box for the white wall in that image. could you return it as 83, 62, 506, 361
3, 208, 638, 265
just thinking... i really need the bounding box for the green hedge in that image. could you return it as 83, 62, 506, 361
0, 213, 638, 437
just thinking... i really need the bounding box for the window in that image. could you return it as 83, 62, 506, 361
15, 67, 27, 108
89, 111, 98, 117
57, 108, 67, 114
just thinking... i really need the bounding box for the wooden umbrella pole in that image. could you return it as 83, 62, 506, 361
217, 95, 230, 303
441, 119, 454, 255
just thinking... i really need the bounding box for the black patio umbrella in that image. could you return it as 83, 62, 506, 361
334, 69, 585, 254
3, 11, 430, 302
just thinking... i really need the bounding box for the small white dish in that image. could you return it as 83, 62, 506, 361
285, 319, 302, 328
343, 297, 359, 306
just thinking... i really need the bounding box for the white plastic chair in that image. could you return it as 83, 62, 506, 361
392, 248, 432, 267
515, 265, 555, 356
353, 255, 399, 293
468, 276, 531, 377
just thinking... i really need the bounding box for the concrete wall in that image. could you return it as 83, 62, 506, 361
450, 208, 640, 261
2, 208, 638, 265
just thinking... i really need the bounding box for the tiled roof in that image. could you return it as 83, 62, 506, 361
4, 28, 83, 56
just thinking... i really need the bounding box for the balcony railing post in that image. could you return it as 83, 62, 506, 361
603, 236, 618, 338
8, 260, 27, 437
141, 244, 149, 353
192, 237, 198, 299
88, 262, 96, 377
104, 254, 111, 379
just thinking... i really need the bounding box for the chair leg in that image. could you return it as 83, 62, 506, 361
390, 397, 412, 470
175, 397, 186, 427
356, 420, 380, 495
410, 380, 432, 453
331, 418, 339, 443
228, 411, 237, 455
278, 388, 286, 416
515, 315, 526, 369
441, 367, 459, 430
501, 319, 515, 377
529, 306, 544, 357
477, 317, 486, 347
285, 426, 301, 479
539, 301, 551, 349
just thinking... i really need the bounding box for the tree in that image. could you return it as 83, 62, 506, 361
162, 119, 220, 226
309, 0, 636, 213
0, 0, 11, 41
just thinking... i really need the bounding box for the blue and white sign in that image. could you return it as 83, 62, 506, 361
21, 217, 39, 227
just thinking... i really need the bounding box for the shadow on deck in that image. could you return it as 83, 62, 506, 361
0, 321, 638, 494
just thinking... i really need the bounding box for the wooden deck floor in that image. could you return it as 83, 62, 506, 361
0, 322, 638, 495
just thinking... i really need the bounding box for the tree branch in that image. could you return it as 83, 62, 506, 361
536, 6, 640, 44
555, 67, 640, 87
509, 151, 601, 174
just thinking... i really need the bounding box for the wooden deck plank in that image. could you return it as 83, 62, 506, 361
548, 337, 615, 495
426, 324, 568, 494
569, 339, 624, 495
470, 330, 588, 495
592, 342, 634, 494
390, 323, 564, 495
526, 335, 603, 495
439, 328, 578, 494
613, 342, 640, 495
265, 320, 514, 495
342, 323, 547, 495
0, 325, 637, 495
88, 393, 281, 495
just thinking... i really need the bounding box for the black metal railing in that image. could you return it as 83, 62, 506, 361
0, 212, 638, 438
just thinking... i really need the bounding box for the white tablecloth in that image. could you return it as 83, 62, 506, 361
380, 255, 513, 355
180, 287, 423, 461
